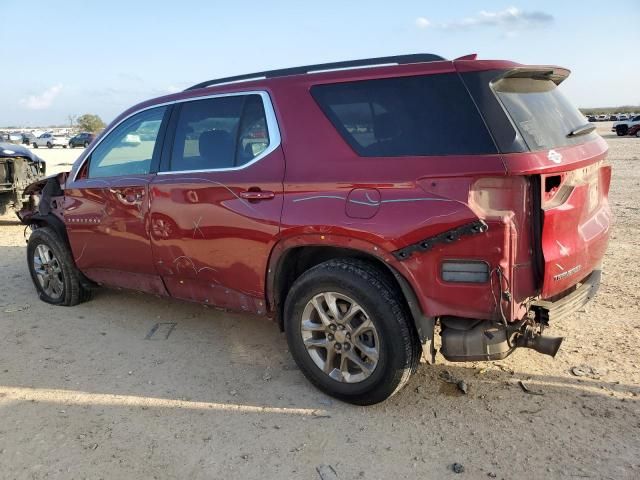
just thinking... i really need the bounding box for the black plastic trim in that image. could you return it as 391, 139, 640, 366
392, 220, 489, 260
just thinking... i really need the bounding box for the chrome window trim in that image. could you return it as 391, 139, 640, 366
71, 90, 281, 182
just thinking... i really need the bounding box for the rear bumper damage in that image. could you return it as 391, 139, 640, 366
531, 269, 601, 324
439, 268, 602, 362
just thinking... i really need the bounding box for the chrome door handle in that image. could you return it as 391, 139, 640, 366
239, 190, 275, 201
110, 188, 144, 205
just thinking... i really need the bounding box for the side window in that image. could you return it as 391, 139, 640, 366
311, 74, 497, 156
167, 94, 270, 172
88, 106, 166, 178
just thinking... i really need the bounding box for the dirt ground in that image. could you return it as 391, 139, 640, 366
0, 123, 638, 479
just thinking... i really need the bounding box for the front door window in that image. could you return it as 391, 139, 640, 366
89, 106, 166, 178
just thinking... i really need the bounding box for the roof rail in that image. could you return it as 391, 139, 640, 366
185, 53, 446, 91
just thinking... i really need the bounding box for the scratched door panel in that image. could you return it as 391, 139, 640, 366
148, 148, 285, 310
64, 175, 155, 273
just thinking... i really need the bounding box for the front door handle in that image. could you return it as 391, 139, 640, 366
239, 189, 275, 201
109, 188, 145, 205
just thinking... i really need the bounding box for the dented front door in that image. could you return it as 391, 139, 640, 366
64, 106, 169, 295
148, 93, 284, 314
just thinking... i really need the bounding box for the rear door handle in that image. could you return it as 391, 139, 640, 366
239, 189, 275, 201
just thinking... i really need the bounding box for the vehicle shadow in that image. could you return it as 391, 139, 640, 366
1, 242, 638, 416
2, 289, 638, 408
0, 218, 21, 226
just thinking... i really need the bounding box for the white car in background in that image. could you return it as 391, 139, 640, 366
33, 132, 70, 148
612, 115, 640, 136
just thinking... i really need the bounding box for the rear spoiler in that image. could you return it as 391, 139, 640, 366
454, 59, 570, 86
496, 67, 571, 85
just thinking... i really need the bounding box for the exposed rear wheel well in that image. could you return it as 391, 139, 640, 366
272, 246, 426, 340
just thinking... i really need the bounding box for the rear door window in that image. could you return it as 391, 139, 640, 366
167, 94, 270, 172
311, 73, 497, 156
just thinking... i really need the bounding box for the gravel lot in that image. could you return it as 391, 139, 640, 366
0, 123, 638, 479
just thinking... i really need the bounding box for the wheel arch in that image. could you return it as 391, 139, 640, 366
266, 237, 435, 360
28, 213, 70, 246
26, 214, 96, 290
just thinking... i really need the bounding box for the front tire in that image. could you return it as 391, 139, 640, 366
27, 227, 91, 306
33, 143, 38, 148
47, 142, 52, 149
284, 258, 419, 405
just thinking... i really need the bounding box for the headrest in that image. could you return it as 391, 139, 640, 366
198, 130, 234, 168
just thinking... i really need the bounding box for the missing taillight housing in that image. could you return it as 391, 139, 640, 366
544, 175, 561, 193
541, 173, 572, 208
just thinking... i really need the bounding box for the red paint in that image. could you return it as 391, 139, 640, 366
22, 56, 611, 325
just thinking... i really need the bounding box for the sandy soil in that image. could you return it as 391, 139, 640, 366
0, 124, 638, 479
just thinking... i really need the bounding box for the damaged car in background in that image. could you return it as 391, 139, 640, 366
0, 143, 46, 215
16, 53, 611, 405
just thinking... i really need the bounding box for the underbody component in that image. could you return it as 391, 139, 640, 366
440, 317, 511, 361
440, 316, 564, 361
392, 220, 488, 260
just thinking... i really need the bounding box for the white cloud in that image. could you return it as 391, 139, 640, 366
20, 84, 63, 110
416, 6, 553, 31
415, 17, 431, 29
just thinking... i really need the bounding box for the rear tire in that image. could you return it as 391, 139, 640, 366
47, 142, 52, 149
27, 227, 92, 306
33, 143, 38, 148
616, 125, 628, 136
284, 258, 419, 405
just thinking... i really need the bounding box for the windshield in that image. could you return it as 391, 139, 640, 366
492, 77, 597, 151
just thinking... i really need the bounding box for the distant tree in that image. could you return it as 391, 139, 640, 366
76, 114, 105, 133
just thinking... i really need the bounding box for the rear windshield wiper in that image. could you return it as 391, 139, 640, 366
567, 123, 596, 138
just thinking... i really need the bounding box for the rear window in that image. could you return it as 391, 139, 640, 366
311, 74, 497, 157
492, 77, 597, 150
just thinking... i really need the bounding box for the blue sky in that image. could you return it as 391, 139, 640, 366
1, 0, 638, 126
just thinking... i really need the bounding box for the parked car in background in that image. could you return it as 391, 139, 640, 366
609, 115, 618, 121
617, 114, 629, 121
68, 132, 96, 148
587, 115, 597, 122
22, 132, 37, 145
612, 115, 640, 136
0, 142, 46, 215
627, 124, 640, 137
596, 114, 608, 121
122, 133, 141, 145
17, 53, 611, 405
33, 132, 70, 148
0, 132, 23, 144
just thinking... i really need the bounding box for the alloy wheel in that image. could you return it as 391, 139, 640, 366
300, 292, 380, 383
33, 244, 64, 299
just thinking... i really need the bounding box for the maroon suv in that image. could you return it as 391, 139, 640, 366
18, 54, 611, 405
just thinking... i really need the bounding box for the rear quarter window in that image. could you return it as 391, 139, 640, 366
311, 73, 497, 157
